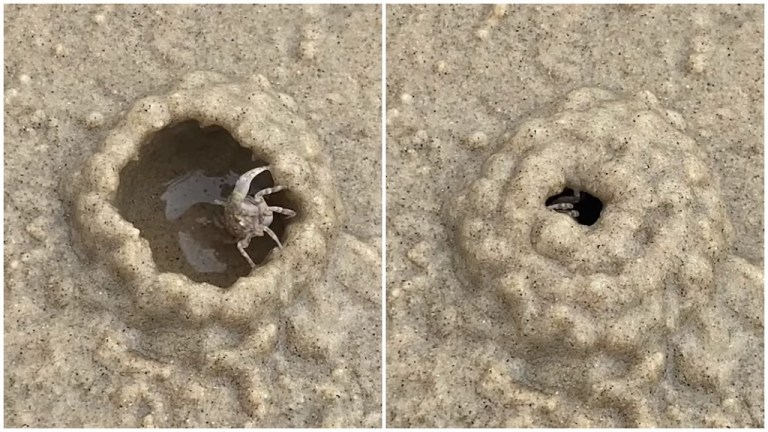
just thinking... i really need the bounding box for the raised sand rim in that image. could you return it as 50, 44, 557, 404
68, 71, 340, 324
443, 88, 760, 425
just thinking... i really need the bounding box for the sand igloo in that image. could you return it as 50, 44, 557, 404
446, 88, 761, 426
68, 72, 339, 324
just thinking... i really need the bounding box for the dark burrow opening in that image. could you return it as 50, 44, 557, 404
115, 120, 298, 288
545, 187, 603, 226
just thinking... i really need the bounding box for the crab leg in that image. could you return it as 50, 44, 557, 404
231, 166, 271, 204
547, 202, 575, 211
547, 189, 581, 218
237, 233, 257, 268
253, 185, 286, 199
264, 227, 283, 249
267, 206, 296, 218
547, 202, 579, 218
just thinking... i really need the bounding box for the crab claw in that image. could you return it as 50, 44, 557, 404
230, 166, 271, 203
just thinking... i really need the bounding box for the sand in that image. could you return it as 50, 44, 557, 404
4, 3, 765, 428
386, 4, 763, 427
4, 5, 380, 427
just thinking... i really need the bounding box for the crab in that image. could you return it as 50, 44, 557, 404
215, 165, 296, 268
546, 188, 581, 218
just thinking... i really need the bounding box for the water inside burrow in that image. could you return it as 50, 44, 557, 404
114, 120, 296, 288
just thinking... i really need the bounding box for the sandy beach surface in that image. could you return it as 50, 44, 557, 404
4, 3, 765, 428
386, 4, 763, 427
5, 5, 380, 427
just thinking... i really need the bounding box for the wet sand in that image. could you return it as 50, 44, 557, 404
4, 5, 381, 427
386, 4, 763, 427
4, 3, 764, 428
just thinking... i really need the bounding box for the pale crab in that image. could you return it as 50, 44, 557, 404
215, 166, 296, 268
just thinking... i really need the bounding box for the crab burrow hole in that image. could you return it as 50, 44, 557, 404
545, 187, 604, 226
114, 120, 298, 288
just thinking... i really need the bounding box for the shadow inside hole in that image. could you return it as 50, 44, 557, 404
114, 120, 298, 288
545, 187, 603, 226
